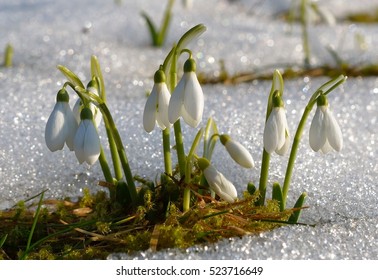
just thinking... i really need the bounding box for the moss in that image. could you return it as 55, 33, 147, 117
0, 180, 305, 259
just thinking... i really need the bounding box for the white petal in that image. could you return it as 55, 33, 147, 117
275, 108, 287, 150
263, 109, 279, 154
63, 103, 79, 151
320, 139, 333, 154
225, 140, 254, 168
156, 83, 172, 130
324, 108, 343, 152
168, 77, 185, 124
204, 165, 237, 203
183, 72, 204, 127
74, 121, 87, 164
45, 102, 67, 152
90, 103, 102, 128
83, 120, 101, 165
309, 106, 327, 152
72, 99, 82, 124
181, 106, 200, 128
276, 133, 290, 156
143, 87, 158, 132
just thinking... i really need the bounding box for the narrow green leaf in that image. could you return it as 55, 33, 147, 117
288, 192, 307, 223
90, 55, 106, 100
21, 190, 46, 259
176, 24, 206, 53
57, 65, 85, 89
0, 234, 8, 249
141, 12, 159, 46
272, 182, 284, 211
156, 0, 174, 46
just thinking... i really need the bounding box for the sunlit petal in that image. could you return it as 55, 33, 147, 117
143, 87, 158, 132
309, 106, 327, 152
168, 77, 185, 124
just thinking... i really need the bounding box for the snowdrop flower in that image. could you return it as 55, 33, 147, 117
263, 95, 290, 155
45, 88, 78, 152
143, 69, 172, 132
74, 107, 101, 165
168, 58, 204, 128
220, 134, 254, 168
73, 80, 102, 127
309, 95, 342, 153
198, 158, 237, 203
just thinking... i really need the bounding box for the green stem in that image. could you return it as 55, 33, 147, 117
281, 103, 313, 209
98, 145, 116, 201
92, 60, 123, 181
98, 145, 113, 183
183, 128, 204, 211
98, 103, 137, 205
173, 120, 186, 177
106, 126, 123, 181
257, 150, 270, 206
162, 128, 172, 175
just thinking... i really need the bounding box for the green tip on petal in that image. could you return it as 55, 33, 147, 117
56, 88, 69, 103
80, 107, 94, 120
154, 69, 166, 83
219, 134, 231, 146
272, 94, 284, 108
86, 79, 98, 90
184, 58, 196, 73
317, 94, 328, 107
197, 157, 210, 171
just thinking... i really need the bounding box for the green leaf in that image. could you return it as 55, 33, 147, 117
156, 0, 173, 46
288, 192, 307, 223
0, 234, 8, 249
90, 55, 106, 100
141, 12, 159, 46
272, 182, 284, 211
57, 65, 85, 89
176, 24, 206, 53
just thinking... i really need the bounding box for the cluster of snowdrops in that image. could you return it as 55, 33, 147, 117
44, 24, 346, 216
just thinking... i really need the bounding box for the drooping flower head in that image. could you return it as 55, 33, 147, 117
143, 69, 172, 132
73, 79, 102, 128
168, 57, 204, 127
309, 94, 343, 153
74, 107, 101, 165
219, 134, 254, 168
45, 88, 78, 152
263, 93, 290, 155
197, 157, 238, 203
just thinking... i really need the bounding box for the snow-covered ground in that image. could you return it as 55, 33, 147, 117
0, 0, 377, 259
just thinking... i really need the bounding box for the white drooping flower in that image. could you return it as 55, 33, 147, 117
73, 80, 102, 128
143, 69, 172, 132
309, 95, 343, 153
220, 134, 254, 168
45, 88, 78, 152
263, 96, 290, 155
168, 58, 204, 128
74, 107, 101, 165
198, 158, 237, 203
